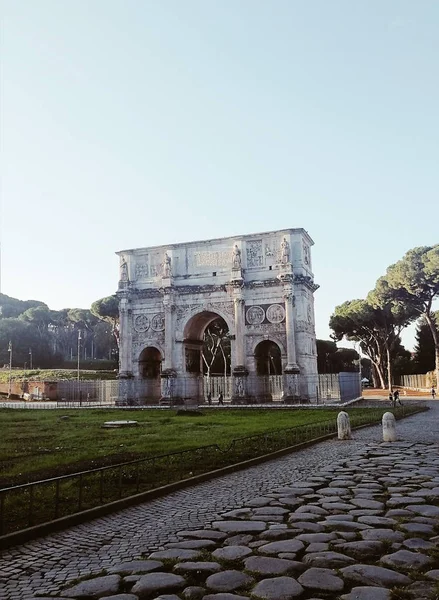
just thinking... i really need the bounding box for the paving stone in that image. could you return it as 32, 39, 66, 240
174, 562, 221, 576
332, 541, 385, 559
252, 507, 289, 516
305, 543, 329, 553
357, 516, 396, 527
380, 549, 433, 570
349, 498, 384, 510
303, 551, 355, 568
108, 561, 163, 575
407, 504, 439, 517
149, 549, 201, 561
340, 564, 411, 587
205, 570, 253, 592
202, 595, 249, 600
131, 573, 186, 598
221, 509, 252, 519
286, 520, 324, 532
151, 596, 181, 600
182, 588, 205, 600
295, 533, 337, 543
100, 596, 138, 600
244, 556, 296, 576
124, 575, 142, 586
223, 535, 253, 546
288, 513, 320, 522
244, 497, 272, 507
387, 496, 425, 507
212, 521, 267, 534
258, 540, 304, 555
322, 520, 371, 532
165, 540, 217, 550
360, 528, 405, 543
399, 522, 435, 535
297, 567, 344, 592
252, 576, 304, 599
325, 514, 354, 521
178, 531, 227, 541
295, 505, 328, 515
385, 509, 413, 517
63, 575, 121, 598
403, 537, 436, 551
321, 502, 353, 511
340, 586, 390, 600
212, 546, 252, 561
406, 581, 437, 599
426, 570, 439, 581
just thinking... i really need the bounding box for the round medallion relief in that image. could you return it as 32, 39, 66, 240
266, 303, 285, 324
134, 315, 150, 333
246, 305, 265, 325
151, 313, 165, 332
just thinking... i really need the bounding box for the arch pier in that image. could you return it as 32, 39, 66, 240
116, 228, 319, 405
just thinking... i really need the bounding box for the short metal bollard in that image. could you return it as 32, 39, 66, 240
337, 411, 352, 440
382, 411, 397, 442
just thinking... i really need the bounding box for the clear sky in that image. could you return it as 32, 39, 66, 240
1, 1, 438, 350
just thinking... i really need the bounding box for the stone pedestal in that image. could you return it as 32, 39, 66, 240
282, 373, 300, 404
231, 366, 249, 404
160, 369, 177, 404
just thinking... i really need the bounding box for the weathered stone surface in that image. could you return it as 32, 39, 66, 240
340, 564, 411, 587
149, 549, 201, 561
387, 496, 424, 507
303, 551, 355, 568
305, 542, 329, 553
205, 570, 254, 592
380, 549, 433, 570
182, 586, 205, 599
212, 546, 252, 561
321, 502, 353, 511
258, 540, 304, 555
406, 581, 437, 599
399, 522, 435, 535
178, 530, 227, 541
108, 560, 163, 575
403, 537, 435, 551
131, 573, 186, 598
100, 595, 138, 600
253, 506, 289, 516
64, 575, 121, 598
202, 595, 249, 600
288, 513, 320, 522
360, 528, 404, 543
407, 504, 439, 517
173, 561, 221, 575
340, 587, 390, 600
297, 567, 344, 592
322, 520, 371, 532
333, 541, 385, 559
350, 498, 384, 510
296, 533, 337, 543
223, 534, 253, 546
244, 497, 272, 507
244, 556, 296, 576
356, 516, 396, 527
295, 505, 328, 515
426, 570, 439, 581
212, 521, 266, 534
276, 497, 302, 508
252, 576, 304, 599
165, 540, 217, 550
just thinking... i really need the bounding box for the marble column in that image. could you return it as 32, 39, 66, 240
118, 297, 133, 378
233, 296, 245, 369
161, 295, 177, 401
283, 287, 299, 373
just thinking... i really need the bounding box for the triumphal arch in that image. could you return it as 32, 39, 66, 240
116, 228, 319, 403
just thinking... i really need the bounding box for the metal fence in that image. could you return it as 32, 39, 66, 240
0, 404, 425, 537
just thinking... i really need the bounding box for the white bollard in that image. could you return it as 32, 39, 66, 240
382, 412, 397, 442
337, 411, 352, 440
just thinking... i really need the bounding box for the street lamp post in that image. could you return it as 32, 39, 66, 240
8, 341, 12, 398
77, 331, 82, 404
29, 348, 33, 370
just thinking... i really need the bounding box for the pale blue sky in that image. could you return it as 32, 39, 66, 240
1, 1, 438, 349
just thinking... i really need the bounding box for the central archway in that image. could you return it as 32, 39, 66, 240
183, 311, 231, 403
138, 346, 162, 403
253, 340, 282, 402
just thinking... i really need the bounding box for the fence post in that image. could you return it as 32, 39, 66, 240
78, 474, 83, 510
55, 479, 60, 519
28, 485, 34, 527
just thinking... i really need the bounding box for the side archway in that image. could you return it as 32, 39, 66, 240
138, 346, 162, 403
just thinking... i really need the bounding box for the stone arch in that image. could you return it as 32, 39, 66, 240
248, 336, 287, 359
182, 308, 234, 341
254, 340, 282, 376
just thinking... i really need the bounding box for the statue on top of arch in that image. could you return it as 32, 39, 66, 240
280, 237, 290, 265
162, 252, 172, 278
232, 244, 242, 270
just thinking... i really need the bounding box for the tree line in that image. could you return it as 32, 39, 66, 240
329, 244, 439, 389
0, 293, 119, 369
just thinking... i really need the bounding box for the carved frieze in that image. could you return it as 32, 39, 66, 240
151, 313, 165, 331
246, 306, 265, 325
193, 250, 230, 267
246, 240, 263, 267
133, 314, 150, 333
295, 320, 314, 334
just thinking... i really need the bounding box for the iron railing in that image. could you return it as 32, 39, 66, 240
0, 405, 425, 537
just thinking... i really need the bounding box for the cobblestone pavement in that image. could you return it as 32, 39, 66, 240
0, 402, 437, 600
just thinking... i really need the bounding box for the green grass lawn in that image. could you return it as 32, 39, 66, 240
0, 407, 396, 486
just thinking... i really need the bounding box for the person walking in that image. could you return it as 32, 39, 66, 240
218, 391, 224, 405
207, 392, 212, 405
393, 389, 402, 407
389, 391, 394, 407
432, 387, 436, 400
